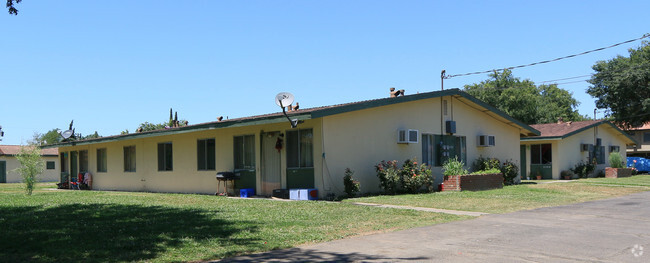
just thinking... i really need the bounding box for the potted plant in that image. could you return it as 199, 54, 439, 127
535, 171, 542, 180
560, 170, 574, 180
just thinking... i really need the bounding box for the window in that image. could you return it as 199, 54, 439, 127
79, 150, 88, 173
287, 129, 314, 168
234, 135, 255, 170
46, 161, 55, 170
97, 148, 107, 172
124, 146, 136, 172
644, 132, 650, 143
531, 144, 552, 164
158, 142, 173, 171
422, 134, 466, 166
197, 138, 216, 170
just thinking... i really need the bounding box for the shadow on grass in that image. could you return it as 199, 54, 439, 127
214, 247, 430, 262
0, 204, 258, 262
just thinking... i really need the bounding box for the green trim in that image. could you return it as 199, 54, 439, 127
521, 120, 638, 145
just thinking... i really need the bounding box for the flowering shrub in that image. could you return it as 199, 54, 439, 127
375, 158, 433, 194
571, 160, 595, 178
343, 168, 360, 197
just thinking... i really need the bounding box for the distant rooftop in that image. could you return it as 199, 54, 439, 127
0, 145, 59, 156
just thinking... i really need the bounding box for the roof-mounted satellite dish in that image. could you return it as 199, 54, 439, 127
60, 130, 73, 140
275, 92, 295, 108
275, 92, 302, 128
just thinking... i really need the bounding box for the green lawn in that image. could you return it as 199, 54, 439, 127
0, 183, 467, 263
345, 175, 650, 214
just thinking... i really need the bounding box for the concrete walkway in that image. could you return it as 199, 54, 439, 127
218, 191, 650, 262
351, 202, 489, 217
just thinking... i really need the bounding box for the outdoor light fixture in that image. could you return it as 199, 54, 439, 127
275, 92, 302, 128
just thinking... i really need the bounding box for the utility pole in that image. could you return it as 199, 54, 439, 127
441, 70, 446, 90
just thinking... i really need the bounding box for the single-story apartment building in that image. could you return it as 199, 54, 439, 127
47, 88, 539, 197
0, 145, 59, 183
626, 122, 650, 158
520, 120, 637, 179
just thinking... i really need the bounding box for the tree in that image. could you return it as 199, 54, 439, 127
31, 129, 61, 145
133, 108, 188, 133
15, 145, 44, 195
6, 0, 21, 15
587, 41, 650, 129
464, 69, 587, 124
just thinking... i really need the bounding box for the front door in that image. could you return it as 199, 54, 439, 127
261, 131, 282, 196
70, 151, 78, 183
530, 144, 552, 179
0, 161, 6, 183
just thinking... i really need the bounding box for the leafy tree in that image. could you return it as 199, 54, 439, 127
6, 0, 21, 15
31, 129, 61, 145
133, 108, 188, 132
464, 69, 587, 124
587, 41, 650, 129
82, 131, 101, 140
15, 145, 44, 195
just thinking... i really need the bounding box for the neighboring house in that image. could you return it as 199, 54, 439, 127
46, 89, 539, 197
520, 120, 637, 180
626, 122, 650, 158
0, 145, 59, 183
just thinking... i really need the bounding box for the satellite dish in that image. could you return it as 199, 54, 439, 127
275, 92, 295, 107
60, 130, 73, 139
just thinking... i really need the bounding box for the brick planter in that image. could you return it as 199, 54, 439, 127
605, 167, 633, 178
441, 173, 503, 191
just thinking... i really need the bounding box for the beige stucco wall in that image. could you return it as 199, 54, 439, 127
58, 119, 323, 196
1, 155, 59, 183
321, 95, 523, 193
521, 124, 630, 179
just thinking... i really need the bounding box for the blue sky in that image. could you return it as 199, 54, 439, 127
1, 0, 649, 145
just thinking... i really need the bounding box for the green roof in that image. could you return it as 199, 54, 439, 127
46, 88, 539, 148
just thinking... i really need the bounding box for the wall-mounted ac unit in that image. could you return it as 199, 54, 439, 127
397, 129, 419, 144
609, 146, 620, 152
580, 144, 591, 152
477, 135, 495, 147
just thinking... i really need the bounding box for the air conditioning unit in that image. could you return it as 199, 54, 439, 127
397, 129, 419, 144
609, 146, 620, 152
477, 135, 495, 147
580, 144, 591, 152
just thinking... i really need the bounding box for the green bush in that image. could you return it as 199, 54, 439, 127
500, 160, 519, 185
471, 156, 500, 172
375, 160, 401, 194
442, 157, 468, 177
470, 168, 501, 175
343, 168, 360, 197
375, 159, 433, 194
571, 160, 595, 178
608, 152, 625, 168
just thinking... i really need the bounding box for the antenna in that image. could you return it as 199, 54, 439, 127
60, 130, 73, 140
275, 92, 302, 128
0, 125, 4, 141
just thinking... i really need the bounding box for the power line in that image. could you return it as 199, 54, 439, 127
539, 74, 592, 84
444, 33, 650, 79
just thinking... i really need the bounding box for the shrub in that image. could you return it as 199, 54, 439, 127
400, 159, 434, 193
343, 168, 360, 197
375, 159, 433, 194
15, 145, 44, 195
470, 168, 501, 175
608, 152, 625, 168
471, 156, 500, 172
375, 160, 400, 194
500, 160, 519, 185
442, 157, 468, 177
571, 160, 595, 178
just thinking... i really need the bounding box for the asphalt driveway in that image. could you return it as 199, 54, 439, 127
219, 191, 650, 262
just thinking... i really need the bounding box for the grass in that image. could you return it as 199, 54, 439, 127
345, 175, 650, 214
0, 183, 467, 262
